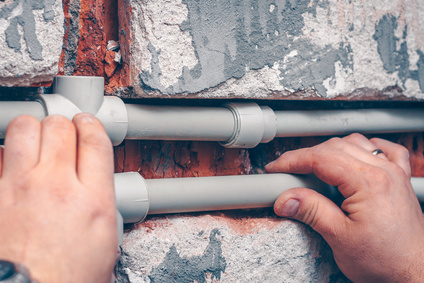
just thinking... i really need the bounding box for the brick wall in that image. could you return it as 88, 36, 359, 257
1, 0, 424, 282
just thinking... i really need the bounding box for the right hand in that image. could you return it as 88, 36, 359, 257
266, 134, 424, 282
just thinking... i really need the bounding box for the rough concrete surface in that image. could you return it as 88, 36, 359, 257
130, 0, 424, 99
0, 0, 64, 86
118, 211, 348, 283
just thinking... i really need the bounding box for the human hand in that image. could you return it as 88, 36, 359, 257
265, 134, 424, 282
0, 114, 117, 283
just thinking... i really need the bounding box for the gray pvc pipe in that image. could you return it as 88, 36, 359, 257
1, 100, 424, 145
411, 177, 424, 202
275, 109, 424, 137
0, 101, 46, 138
115, 173, 424, 224
125, 104, 235, 141
144, 174, 337, 215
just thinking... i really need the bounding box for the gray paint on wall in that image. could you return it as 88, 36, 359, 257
139, 0, 352, 97
417, 50, 424, 93
63, 0, 81, 75
0, 0, 56, 60
148, 229, 226, 283
139, 42, 166, 93
373, 14, 424, 92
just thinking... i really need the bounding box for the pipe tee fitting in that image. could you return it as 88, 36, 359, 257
37, 76, 128, 146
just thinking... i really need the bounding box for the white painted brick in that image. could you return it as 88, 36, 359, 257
0, 0, 64, 86
129, 0, 424, 99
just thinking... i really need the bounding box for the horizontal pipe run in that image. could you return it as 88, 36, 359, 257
125, 104, 235, 141
1, 95, 424, 148
145, 174, 337, 214
0, 101, 46, 138
275, 109, 424, 137
115, 173, 424, 224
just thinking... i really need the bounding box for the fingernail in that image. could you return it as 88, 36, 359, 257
76, 113, 94, 122
278, 199, 299, 217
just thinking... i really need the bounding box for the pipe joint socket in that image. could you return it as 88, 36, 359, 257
220, 103, 277, 148
114, 172, 150, 224
37, 76, 128, 146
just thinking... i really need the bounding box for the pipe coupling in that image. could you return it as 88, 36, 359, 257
220, 103, 277, 148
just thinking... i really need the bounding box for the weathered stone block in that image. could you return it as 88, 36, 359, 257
126, 0, 424, 99
0, 0, 64, 86
118, 211, 348, 282
114, 133, 424, 282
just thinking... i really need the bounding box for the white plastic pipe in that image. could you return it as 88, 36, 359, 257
114, 173, 424, 224
2, 76, 424, 148
0, 101, 46, 137
126, 104, 235, 141
275, 109, 424, 137
3, 98, 424, 147
145, 174, 338, 214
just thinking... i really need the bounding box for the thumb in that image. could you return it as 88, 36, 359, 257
274, 187, 347, 241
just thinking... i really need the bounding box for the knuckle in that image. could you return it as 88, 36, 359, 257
345, 133, 366, 142
42, 115, 74, 131
325, 137, 343, 147
301, 201, 320, 228
396, 145, 410, 160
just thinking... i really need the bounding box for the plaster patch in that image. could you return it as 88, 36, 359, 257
135, 0, 351, 96
0, 0, 56, 60
197, 64, 287, 99
300, 0, 424, 98
0, 0, 63, 86
129, 0, 424, 98
133, 0, 198, 91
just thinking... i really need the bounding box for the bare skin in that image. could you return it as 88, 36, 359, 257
0, 114, 117, 283
266, 133, 424, 282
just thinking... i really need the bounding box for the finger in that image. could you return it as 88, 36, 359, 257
265, 141, 378, 197
370, 138, 411, 176
343, 133, 388, 161
2, 116, 41, 176
39, 115, 77, 171
73, 114, 114, 191
274, 187, 348, 243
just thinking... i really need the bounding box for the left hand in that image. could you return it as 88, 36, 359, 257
0, 114, 117, 283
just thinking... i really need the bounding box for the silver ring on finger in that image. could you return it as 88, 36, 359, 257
372, 149, 384, 156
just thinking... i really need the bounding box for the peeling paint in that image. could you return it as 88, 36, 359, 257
62, 0, 80, 75
373, 14, 424, 93
0, 0, 63, 86
130, 0, 424, 99
138, 0, 352, 97
0, 0, 57, 60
